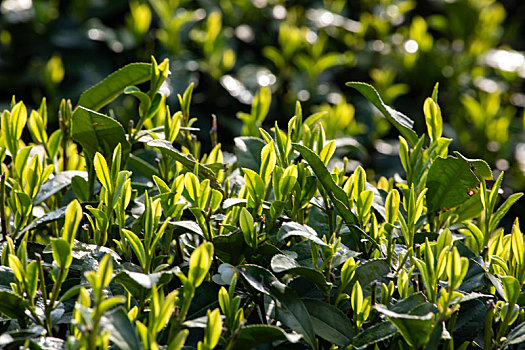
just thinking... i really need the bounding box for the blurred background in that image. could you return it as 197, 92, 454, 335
1, 0, 524, 200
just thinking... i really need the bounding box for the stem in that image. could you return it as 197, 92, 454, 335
484, 300, 494, 350
0, 173, 8, 239
45, 266, 66, 335
88, 161, 95, 201
168, 292, 194, 343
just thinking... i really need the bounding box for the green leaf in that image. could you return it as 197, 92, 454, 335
502, 321, 525, 347
212, 230, 251, 265
502, 276, 520, 304
346, 82, 418, 146
34, 171, 87, 205
204, 309, 222, 348
51, 238, 72, 269
302, 299, 354, 346
78, 62, 151, 111
293, 143, 362, 233
375, 304, 435, 348
234, 137, 265, 171
62, 200, 83, 245
271, 254, 331, 292
278, 222, 328, 247
122, 229, 146, 271
102, 307, 140, 350
98, 296, 126, 314
0, 290, 29, 320
71, 106, 130, 160
233, 325, 302, 350
352, 321, 397, 350
240, 207, 256, 247
114, 269, 174, 297
147, 139, 221, 189
426, 152, 484, 215
423, 97, 442, 141
489, 193, 523, 234
127, 154, 159, 180
123, 86, 151, 113
351, 259, 390, 295
238, 265, 316, 348
18, 206, 67, 238
26, 261, 39, 300
188, 242, 214, 288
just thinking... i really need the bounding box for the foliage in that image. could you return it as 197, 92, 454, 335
1, 0, 525, 198
0, 58, 524, 349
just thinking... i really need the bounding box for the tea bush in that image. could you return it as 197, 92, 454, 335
0, 58, 524, 349
2, 0, 525, 196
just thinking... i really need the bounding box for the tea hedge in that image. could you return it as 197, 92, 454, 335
0, 58, 524, 349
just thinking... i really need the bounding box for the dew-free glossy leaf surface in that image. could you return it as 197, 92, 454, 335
71, 106, 130, 160
78, 63, 151, 111
234, 137, 265, 171
426, 153, 485, 215
303, 299, 354, 346
346, 82, 418, 146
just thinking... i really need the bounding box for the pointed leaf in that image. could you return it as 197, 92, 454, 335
78, 63, 151, 111
346, 82, 418, 146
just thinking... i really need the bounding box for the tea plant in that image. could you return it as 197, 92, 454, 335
0, 57, 524, 350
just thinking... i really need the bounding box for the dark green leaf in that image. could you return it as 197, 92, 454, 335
426, 152, 482, 215
34, 171, 87, 205
278, 222, 328, 247
233, 325, 302, 350
0, 291, 29, 320
102, 307, 140, 350
293, 143, 380, 250
453, 297, 487, 344
238, 265, 316, 348
0, 266, 15, 288
502, 321, 525, 346
234, 137, 265, 171
71, 106, 130, 160
114, 269, 174, 297
222, 198, 247, 210
127, 154, 159, 180
375, 304, 435, 349
78, 63, 151, 111
271, 254, 331, 292
170, 221, 205, 237
352, 259, 390, 296
352, 321, 397, 350
346, 82, 418, 146
213, 230, 251, 265
303, 299, 354, 346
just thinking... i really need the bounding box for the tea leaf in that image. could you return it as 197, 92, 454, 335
346, 82, 418, 146
148, 139, 221, 189
0, 291, 29, 320
303, 298, 354, 346
233, 325, 301, 349
375, 304, 435, 348
102, 307, 141, 350
78, 62, 151, 111
234, 137, 265, 172
188, 242, 214, 288
426, 152, 485, 215
51, 238, 72, 269
72, 106, 130, 160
